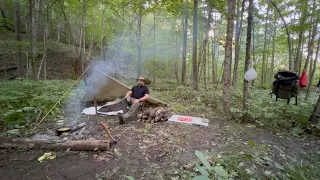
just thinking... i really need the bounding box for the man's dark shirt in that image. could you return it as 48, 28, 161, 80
131, 85, 149, 99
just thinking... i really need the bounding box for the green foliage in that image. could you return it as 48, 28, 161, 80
0, 80, 74, 130
188, 142, 320, 179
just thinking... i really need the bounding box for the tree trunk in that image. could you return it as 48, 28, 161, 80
270, 17, 276, 84
78, 0, 86, 73
57, 23, 62, 42
86, 8, 95, 63
203, 8, 212, 90
261, 2, 270, 84
294, 3, 307, 73
137, 0, 143, 77
305, 37, 320, 100
268, 0, 292, 70
181, 0, 188, 84
14, 0, 23, 77
223, 0, 235, 120
37, 0, 49, 80
211, 41, 216, 84
31, 0, 38, 79
100, 7, 106, 58
243, 0, 253, 121
310, 94, 320, 124
153, 12, 156, 83
232, 0, 246, 88
303, 23, 317, 72
192, 0, 198, 90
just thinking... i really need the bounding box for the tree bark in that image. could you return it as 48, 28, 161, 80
310, 93, 320, 124
181, 0, 188, 84
232, 0, 246, 88
268, 0, 292, 70
31, 0, 38, 79
303, 23, 317, 72
261, 3, 270, 84
270, 16, 276, 84
203, 8, 212, 90
211, 41, 216, 84
305, 37, 320, 100
14, 0, 23, 77
294, 5, 306, 73
223, 0, 235, 120
137, 0, 143, 77
0, 138, 110, 151
192, 0, 198, 90
100, 6, 106, 58
243, 0, 253, 121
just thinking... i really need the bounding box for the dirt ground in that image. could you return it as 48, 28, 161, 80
1, 114, 320, 180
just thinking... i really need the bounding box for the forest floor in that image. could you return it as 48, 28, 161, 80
1, 37, 320, 179
1, 112, 320, 180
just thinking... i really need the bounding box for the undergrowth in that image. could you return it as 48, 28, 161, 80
0, 79, 74, 131
181, 141, 320, 180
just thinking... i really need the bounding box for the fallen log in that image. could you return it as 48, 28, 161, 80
0, 65, 17, 72
0, 137, 110, 151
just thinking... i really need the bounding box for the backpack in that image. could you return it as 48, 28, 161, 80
271, 70, 300, 105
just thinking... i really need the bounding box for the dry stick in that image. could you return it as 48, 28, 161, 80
32, 66, 91, 131
46, 164, 51, 180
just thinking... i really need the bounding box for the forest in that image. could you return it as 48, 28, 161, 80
0, 0, 320, 179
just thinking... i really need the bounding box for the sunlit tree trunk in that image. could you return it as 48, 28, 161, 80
303, 23, 317, 72
243, 0, 253, 121
223, 0, 235, 120
211, 41, 216, 84
137, 0, 143, 77
294, 2, 307, 73
181, 0, 188, 84
270, 16, 276, 84
261, 2, 270, 84
232, 0, 245, 88
192, 0, 198, 90
203, 8, 212, 90
305, 37, 320, 100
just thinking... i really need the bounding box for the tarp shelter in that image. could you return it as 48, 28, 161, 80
82, 68, 167, 106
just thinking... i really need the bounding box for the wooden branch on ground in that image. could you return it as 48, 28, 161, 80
0, 138, 110, 151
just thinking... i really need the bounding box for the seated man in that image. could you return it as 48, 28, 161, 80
119, 77, 150, 124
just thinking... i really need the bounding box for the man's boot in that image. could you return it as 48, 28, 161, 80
118, 114, 127, 124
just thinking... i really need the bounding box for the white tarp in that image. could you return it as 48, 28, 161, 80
81, 98, 123, 116
168, 115, 209, 127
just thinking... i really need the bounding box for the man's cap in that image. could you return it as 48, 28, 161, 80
137, 77, 145, 81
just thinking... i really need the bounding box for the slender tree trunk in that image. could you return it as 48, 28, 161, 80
100, 7, 106, 58
37, 0, 49, 80
86, 8, 95, 62
243, 0, 253, 121
232, 0, 245, 88
261, 3, 270, 84
211, 41, 216, 84
310, 93, 320, 123
305, 37, 320, 100
203, 8, 212, 90
223, 0, 235, 120
153, 11, 156, 83
265, 39, 271, 83
14, 0, 23, 77
270, 17, 276, 84
303, 23, 317, 72
137, 0, 143, 77
78, 0, 86, 73
294, 11, 306, 73
57, 23, 62, 42
192, 0, 198, 90
268, 0, 292, 70
31, 0, 38, 79
181, 0, 188, 84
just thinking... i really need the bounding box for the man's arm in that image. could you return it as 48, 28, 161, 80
125, 91, 132, 98
138, 94, 150, 102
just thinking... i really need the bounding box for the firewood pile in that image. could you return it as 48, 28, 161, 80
137, 107, 172, 123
